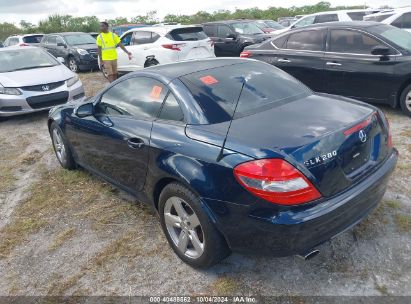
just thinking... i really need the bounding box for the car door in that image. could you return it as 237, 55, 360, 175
215, 24, 238, 57
117, 31, 151, 72
71, 76, 168, 192
266, 29, 327, 92
323, 28, 399, 103
45, 35, 58, 56
55, 36, 67, 58
203, 24, 218, 54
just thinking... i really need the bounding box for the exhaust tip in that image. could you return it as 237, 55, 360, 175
297, 249, 320, 261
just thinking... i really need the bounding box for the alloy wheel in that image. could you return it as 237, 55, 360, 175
52, 128, 66, 164
163, 196, 204, 259
406, 90, 411, 112
69, 58, 78, 72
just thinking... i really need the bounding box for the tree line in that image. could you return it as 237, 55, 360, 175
0, 2, 388, 40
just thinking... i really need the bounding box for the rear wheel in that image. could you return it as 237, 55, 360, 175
68, 56, 79, 73
159, 183, 230, 268
50, 122, 76, 170
400, 84, 411, 117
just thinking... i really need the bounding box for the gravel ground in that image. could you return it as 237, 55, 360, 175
0, 72, 410, 297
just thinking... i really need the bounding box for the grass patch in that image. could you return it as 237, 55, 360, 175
210, 276, 239, 295
48, 227, 76, 251
375, 283, 389, 295
394, 213, 411, 233
385, 200, 402, 210
19, 149, 42, 166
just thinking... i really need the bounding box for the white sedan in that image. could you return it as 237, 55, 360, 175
116, 25, 215, 73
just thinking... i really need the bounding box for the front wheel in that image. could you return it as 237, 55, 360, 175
68, 57, 79, 73
159, 183, 230, 268
400, 84, 411, 117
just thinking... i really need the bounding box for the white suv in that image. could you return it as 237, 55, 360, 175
382, 7, 411, 33
3, 34, 44, 47
271, 9, 379, 35
116, 25, 215, 73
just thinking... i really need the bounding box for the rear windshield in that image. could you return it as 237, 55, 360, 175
23, 35, 43, 43
180, 62, 310, 124
166, 27, 208, 41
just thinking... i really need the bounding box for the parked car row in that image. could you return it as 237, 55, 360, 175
241, 21, 411, 116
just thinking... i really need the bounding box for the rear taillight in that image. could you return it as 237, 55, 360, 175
240, 51, 252, 58
162, 43, 186, 51
343, 114, 374, 136
234, 159, 321, 205
381, 112, 393, 149
19, 43, 29, 47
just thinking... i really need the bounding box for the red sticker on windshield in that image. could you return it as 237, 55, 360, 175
150, 85, 163, 99
200, 75, 218, 85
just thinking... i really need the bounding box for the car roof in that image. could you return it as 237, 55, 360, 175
290, 21, 383, 30
203, 20, 257, 25
44, 32, 89, 36
123, 25, 202, 36
129, 58, 247, 81
303, 9, 376, 16
0, 45, 40, 52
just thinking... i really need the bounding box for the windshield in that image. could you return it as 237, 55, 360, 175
232, 22, 264, 35
0, 48, 58, 73
180, 62, 310, 124
264, 21, 284, 29
370, 25, 411, 52
65, 34, 96, 45
23, 35, 43, 43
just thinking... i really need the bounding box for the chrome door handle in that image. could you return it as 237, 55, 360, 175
326, 62, 342, 66
278, 58, 291, 63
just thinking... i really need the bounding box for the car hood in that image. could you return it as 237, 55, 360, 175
72, 44, 98, 51
0, 64, 74, 87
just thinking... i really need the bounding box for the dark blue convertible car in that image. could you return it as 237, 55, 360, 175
48, 58, 397, 268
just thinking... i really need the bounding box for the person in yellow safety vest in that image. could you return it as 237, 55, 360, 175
96, 21, 132, 83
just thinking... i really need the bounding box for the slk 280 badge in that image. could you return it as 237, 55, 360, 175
304, 150, 338, 167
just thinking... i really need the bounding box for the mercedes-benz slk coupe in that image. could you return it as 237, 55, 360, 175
48, 58, 397, 268
0, 46, 84, 118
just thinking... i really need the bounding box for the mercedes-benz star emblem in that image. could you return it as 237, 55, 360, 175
359, 130, 367, 143
42, 85, 49, 91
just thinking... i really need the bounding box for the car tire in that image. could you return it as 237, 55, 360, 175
68, 56, 79, 73
400, 84, 411, 117
50, 122, 76, 170
158, 182, 230, 268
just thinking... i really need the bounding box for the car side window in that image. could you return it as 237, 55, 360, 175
56, 36, 65, 45
329, 29, 387, 54
158, 93, 184, 122
151, 33, 160, 43
132, 31, 152, 45
97, 77, 168, 119
203, 25, 216, 37
402, 13, 411, 28
286, 30, 325, 51
272, 35, 287, 48
391, 15, 404, 28
217, 25, 232, 38
314, 14, 338, 23
293, 15, 315, 28
121, 32, 132, 46
347, 12, 367, 21
48, 36, 57, 45
9, 38, 18, 46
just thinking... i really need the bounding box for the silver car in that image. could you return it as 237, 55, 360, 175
0, 46, 84, 117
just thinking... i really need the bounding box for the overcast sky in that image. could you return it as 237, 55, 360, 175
1, 0, 410, 24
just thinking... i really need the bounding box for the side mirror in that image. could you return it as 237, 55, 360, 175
371, 45, 391, 56
56, 57, 65, 64
226, 33, 237, 40
74, 102, 94, 118
57, 42, 67, 48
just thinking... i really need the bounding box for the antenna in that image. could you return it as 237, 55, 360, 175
216, 81, 246, 162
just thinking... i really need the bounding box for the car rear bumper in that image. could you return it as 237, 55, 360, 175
203, 149, 398, 256
0, 81, 84, 117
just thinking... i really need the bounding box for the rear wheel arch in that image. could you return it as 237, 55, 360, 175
397, 77, 411, 106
